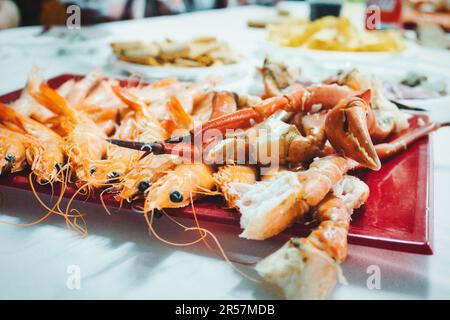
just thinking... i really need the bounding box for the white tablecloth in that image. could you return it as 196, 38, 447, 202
0, 3, 449, 299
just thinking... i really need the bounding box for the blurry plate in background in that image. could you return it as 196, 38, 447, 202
0, 26, 114, 57
261, 40, 418, 63
317, 60, 449, 107
108, 53, 251, 84
260, 55, 449, 109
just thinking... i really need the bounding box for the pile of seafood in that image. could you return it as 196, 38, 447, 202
0, 63, 447, 300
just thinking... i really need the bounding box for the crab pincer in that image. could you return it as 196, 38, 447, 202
325, 90, 381, 171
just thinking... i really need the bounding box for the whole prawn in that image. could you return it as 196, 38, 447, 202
0, 125, 30, 174
11, 67, 56, 124
0, 102, 65, 183
93, 85, 175, 202
126, 78, 210, 121
29, 83, 108, 187
109, 86, 241, 203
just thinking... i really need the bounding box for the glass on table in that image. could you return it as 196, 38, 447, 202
307, 0, 343, 21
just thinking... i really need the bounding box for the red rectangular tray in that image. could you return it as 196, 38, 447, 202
0, 74, 434, 255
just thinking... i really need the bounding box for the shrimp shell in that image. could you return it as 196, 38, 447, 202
213, 165, 256, 208
0, 103, 65, 183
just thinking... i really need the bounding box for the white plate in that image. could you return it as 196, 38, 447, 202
0, 26, 114, 56
108, 54, 251, 84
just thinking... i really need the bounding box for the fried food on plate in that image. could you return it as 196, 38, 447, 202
111, 37, 241, 67
267, 16, 405, 52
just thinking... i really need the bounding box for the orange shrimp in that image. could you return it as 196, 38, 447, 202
82, 85, 173, 197
88, 144, 141, 189
0, 101, 74, 232
144, 163, 215, 213
191, 91, 239, 124
166, 96, 193, 132
86, 84, 194, 201
11, 66, 55, 124
29, 83, 108, 186
104, 85, 197, 201
127, 79, 209, 120
46, 75, 125, 137
0, 103, 65, 183
75, 78, 127, 136
115, 153, 177, 203
0, 126, 30, 174
111, 85, 168, 142
191, 92, 215, 124
66, 69, 103, 106
157, 95, 195, 137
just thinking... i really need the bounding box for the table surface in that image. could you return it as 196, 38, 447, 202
0, 3, 450, 300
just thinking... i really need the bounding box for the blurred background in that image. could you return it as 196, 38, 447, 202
0, 0, 449, 35
2, 0, 270, 28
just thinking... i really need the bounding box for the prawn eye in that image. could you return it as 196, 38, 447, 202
5, 154, 15, 163
154, 209, 163, 219
107, 171, 120, 182
138, 181, 150, 193
89, 167, 96, 175
290, 238, 301, 249
54, 163, 62, 170
169, 190, 183, 203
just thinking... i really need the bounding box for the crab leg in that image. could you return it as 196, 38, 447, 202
109, 85, 353, 156
256, 175, 369, 300
197, 85, 352, 139
207, 91, 379, 168
375, 121, 450, 159
317, 120, 449, 170
227, 155, 350, 240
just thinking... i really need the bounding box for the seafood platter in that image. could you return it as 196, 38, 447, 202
0, 55, 445, 300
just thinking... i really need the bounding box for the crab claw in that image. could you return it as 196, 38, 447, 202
325, 90, 381, 171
